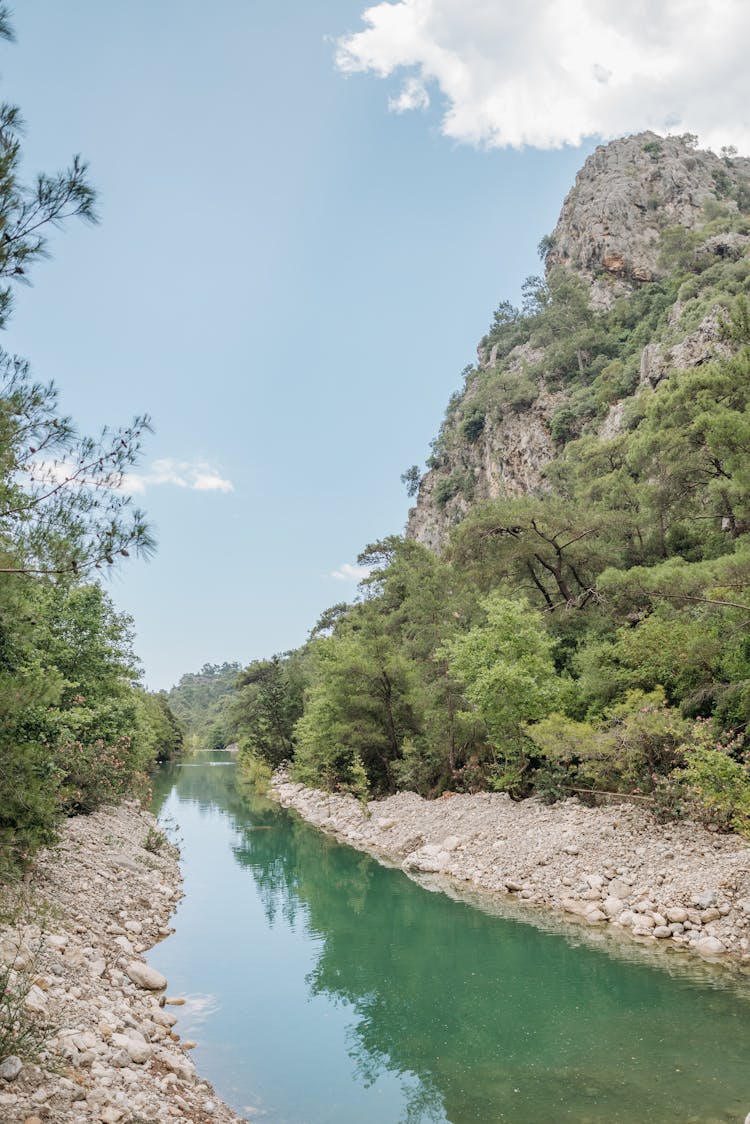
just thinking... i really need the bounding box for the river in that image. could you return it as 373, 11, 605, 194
148, 752, 750, 1123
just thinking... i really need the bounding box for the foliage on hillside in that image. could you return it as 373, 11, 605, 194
0, 11, 182, 880
167, 662, 242, 751
226, 206, 750, 836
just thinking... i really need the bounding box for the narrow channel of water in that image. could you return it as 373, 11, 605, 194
148, 753, 750, 1123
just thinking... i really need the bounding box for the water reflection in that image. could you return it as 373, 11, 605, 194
150, 754, 750, 1124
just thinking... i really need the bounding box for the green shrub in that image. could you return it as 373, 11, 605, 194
0, 743, 61, 881
460, 407, 485, 443
238, 744, 273, 793
433, 469, 474, 510
55, 735, 149, 814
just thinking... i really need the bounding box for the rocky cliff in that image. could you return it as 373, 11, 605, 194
406, 132, 750, 551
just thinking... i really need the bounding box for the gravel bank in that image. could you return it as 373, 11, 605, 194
271, 776, 750, 964
0, 803, 246, 1124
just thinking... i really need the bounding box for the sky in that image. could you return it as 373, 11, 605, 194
3, 1, 746, 689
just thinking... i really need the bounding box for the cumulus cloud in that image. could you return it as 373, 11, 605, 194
336, 1, 750, 151
330, 561, 373, 583
25, 457, 234, 496
121, 458, 234, 495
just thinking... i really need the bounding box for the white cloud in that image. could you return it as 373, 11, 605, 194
25, 457, 234, 496
121, 458, 234, 495
330, 561, 373, 583
389, 76, 430, 112
336, 1, 750, 151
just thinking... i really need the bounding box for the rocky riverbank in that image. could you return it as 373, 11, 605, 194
0, 803, 245, 1124
271, 775, 750, 964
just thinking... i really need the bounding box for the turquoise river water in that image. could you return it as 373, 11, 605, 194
148, 753, 750, 1123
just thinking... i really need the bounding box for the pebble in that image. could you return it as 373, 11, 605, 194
0, 1056, 23, 1081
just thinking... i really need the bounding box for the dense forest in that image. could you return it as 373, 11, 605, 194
217, 142, 750, 836
167, 663, 241, 752
0, 11, 182, 880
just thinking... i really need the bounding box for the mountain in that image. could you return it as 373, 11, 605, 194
407, 132, 750, 550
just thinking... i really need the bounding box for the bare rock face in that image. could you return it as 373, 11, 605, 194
407, 384, 560, 550
547, 132, 750, 287
406, 132, 750, 553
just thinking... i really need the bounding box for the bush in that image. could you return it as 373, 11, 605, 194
55, 735, 149, 814
460, 407, 485, 443
433, 469, 474, 510
0, 744, 61, 881
238, 743, 273, 793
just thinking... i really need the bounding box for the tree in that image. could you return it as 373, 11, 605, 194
400, 464, 421, 498
232, 654, 304, 767
0, 7, 158, 874
447, 594, 562, 790
0, 359, 154, 576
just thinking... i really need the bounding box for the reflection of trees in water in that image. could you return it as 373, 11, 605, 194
155, 759, 750, 1124
239, 813, 750, 1124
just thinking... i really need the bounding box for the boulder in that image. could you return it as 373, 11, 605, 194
696, 936, 726, 957
125, 962, 166, 991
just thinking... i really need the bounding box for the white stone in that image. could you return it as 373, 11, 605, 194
157, 1049, 195, 1082
126, 961, 167, 991
0, 1056, 22, 1081
151, 1008, 178, 1028
586, 909, 607, 923
111, 1032, 152, 1065
696, 936, 726, 957
666, 907, 688, 924
99, 1106, 124, 1123
24, 985, 49, 1015
45, 934, 69, 951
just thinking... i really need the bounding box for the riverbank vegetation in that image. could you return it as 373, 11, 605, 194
224, 205, 750, 835
0, 10, 182, 880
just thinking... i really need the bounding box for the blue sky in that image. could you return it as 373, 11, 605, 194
5, 1, 731, 689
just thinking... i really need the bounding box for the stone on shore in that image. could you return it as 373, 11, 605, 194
126, 961, 167, 991
270, 771, 750, 968
0, 803, 245, 1124
0, 1056, 23, 1082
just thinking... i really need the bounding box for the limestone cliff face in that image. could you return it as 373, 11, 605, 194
548, 132, 750, 291
406, 132, 750, 551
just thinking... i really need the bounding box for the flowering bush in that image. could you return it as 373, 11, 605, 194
55, 736, 150, 814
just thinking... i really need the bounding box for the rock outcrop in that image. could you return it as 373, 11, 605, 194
406, 132, 750, 552
548, 132, 750, 288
